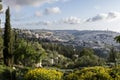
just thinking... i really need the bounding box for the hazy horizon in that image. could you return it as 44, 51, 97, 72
0, 0, 120, 32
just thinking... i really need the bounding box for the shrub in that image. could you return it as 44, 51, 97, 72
24, 68, 63, 80
0, 65, 16, 80
64, 73, 79, 80
110, 66, 120, 79
64, 67, 115, 80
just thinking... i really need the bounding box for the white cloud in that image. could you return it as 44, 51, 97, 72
62, 16, 81, 24
86, 12, 120, 22
107, 12, 120, 19
3, 0, 71, 7
3, 0, 54, 7
86, 14, 107, 22
44, 7, 61, 15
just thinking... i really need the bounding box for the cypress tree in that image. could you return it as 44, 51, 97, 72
3, 7, 13, 66
0, 20, 3, 58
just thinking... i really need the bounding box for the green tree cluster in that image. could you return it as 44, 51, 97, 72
42, 42, 106, 68
14, 39, 46, 67
107, 47, 120, 66
74, 48, 105, 67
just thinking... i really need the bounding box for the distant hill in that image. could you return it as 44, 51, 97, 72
15, 29, 120, 49
33, 30, 120, 47
70, 30, 120, 47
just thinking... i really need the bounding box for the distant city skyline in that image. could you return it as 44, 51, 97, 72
0, 0, 120, 32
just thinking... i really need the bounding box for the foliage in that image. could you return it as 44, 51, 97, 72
79, 48, 94, 57
42, 43, 77, 59
0, 65, 16, 80
24, 68, 63, 80
14, 39, 46, 67
41, 43, 106, 68
115, 35, 120, 43
108, 48, 118, 63
0, 29, 3, 59
114, 36, 120, 63
42, 50, 70, 68
3, 7, 13, 66
64, 66, 120, 80
109, 66, 120, 79
75, 55, 105, 67
15, 67, 31, 80
74, 48, 105, 67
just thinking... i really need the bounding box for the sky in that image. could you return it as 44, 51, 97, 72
0, 0, 120, 32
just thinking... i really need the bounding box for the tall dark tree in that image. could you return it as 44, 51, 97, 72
3, 7, 13, 66
108, 47, 117, 64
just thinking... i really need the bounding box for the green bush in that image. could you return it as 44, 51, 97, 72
24, 68, 63, 80
110, 66, 120, 79
64, 73, 79, 80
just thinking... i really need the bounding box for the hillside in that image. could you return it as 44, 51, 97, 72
30, 30, 120, 47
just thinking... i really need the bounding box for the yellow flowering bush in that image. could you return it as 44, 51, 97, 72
110, 66, 120, 80
79, 67, 111, 80
64, 67, 117, 80
24, 68, 63, 80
